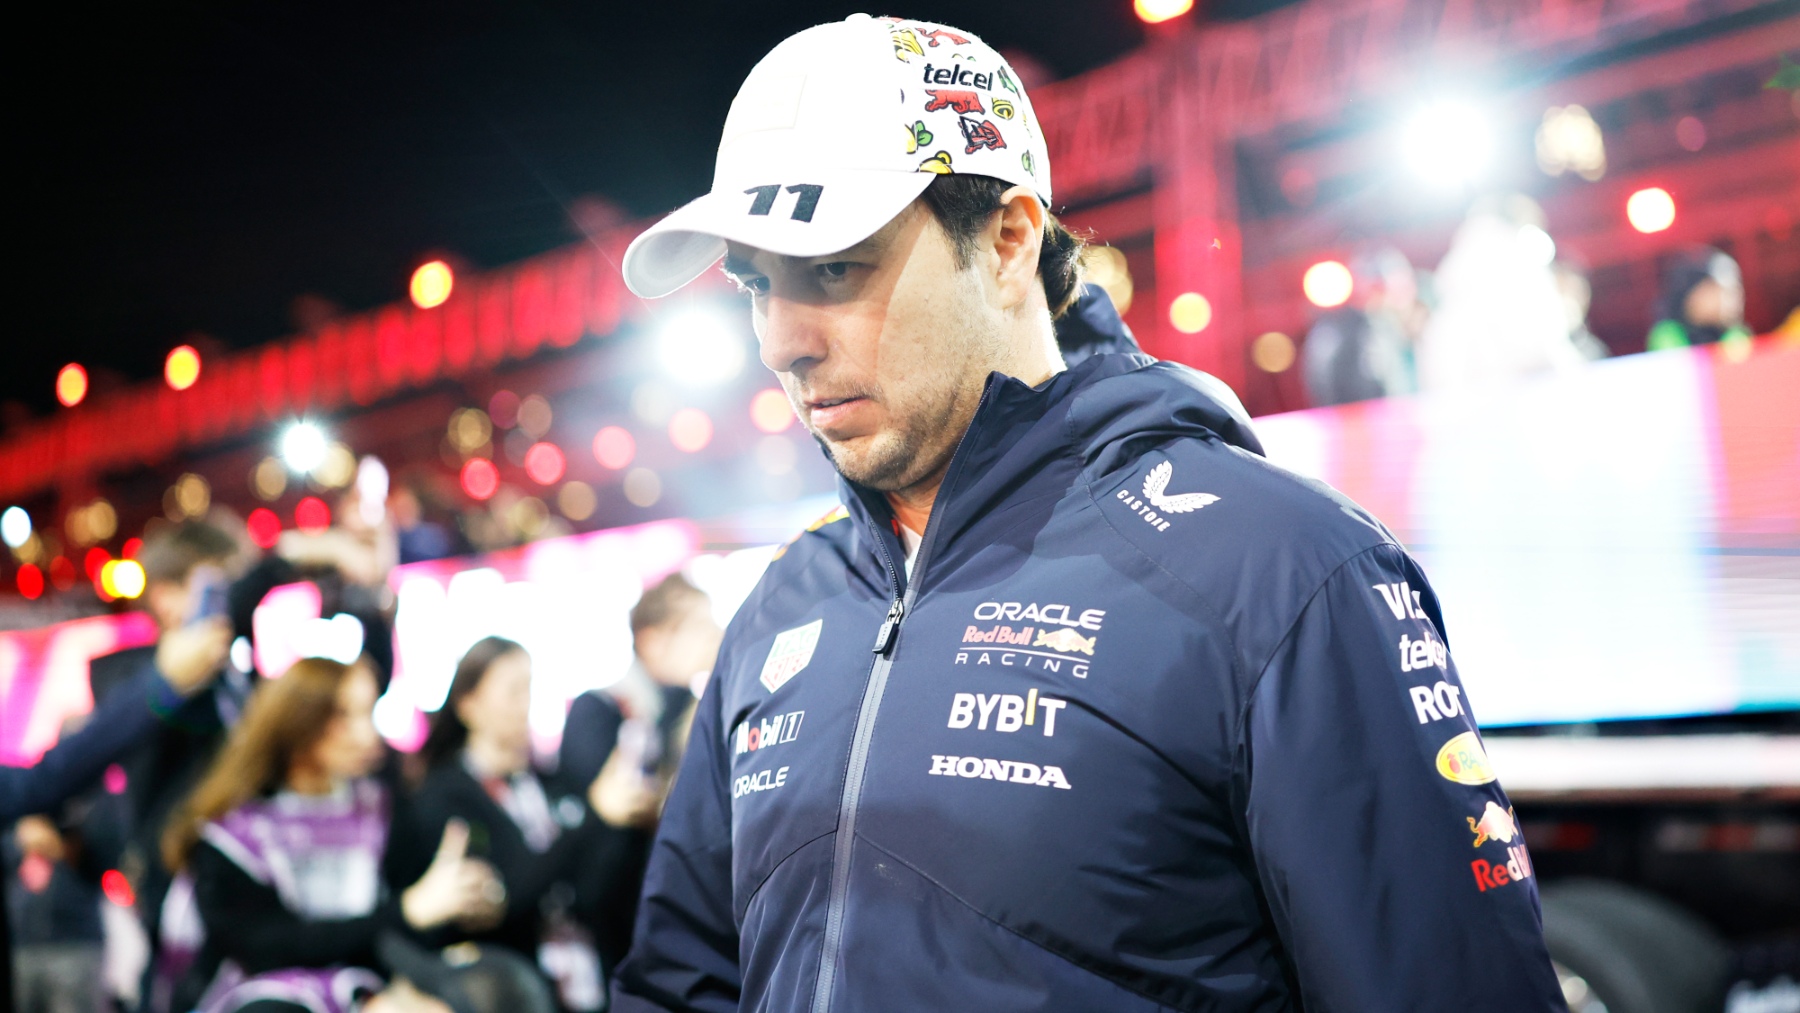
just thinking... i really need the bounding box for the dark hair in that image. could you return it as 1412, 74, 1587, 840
919, 174, 1085, 319
630, 573, 706, 636
137, 520, 238, 585
419, 636, 526, 768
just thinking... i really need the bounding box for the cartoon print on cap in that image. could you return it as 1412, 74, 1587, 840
891, 27, 923, 62
959, 117, 1006, 154
920, 27, 971, 47
918, 150, 953, 174
991, 98, 1015, 120
904, 121, 933, 154
997, 66, 1021, 96
924, 89, 984, 115
1021, 152, 1035, 176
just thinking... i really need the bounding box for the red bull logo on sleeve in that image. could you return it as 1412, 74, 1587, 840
1468, 801, 1518, 847
1471, 846, 1534, 892
1435, 731, 1497, 785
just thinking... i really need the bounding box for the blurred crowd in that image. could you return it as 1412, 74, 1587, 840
1301, 193, 1772, 408
4, 509, 720, 1013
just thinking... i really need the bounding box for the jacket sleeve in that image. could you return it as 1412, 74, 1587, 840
1242, 543, 1567, 1012
0, 667, 184, 822
560, 691, 625, 788
190, 839, 394, 973
610, 671, 741, 1013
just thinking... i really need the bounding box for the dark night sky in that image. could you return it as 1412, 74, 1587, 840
9, 1, 1190, 422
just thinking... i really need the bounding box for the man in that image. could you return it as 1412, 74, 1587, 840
610, 16, 1565, 1012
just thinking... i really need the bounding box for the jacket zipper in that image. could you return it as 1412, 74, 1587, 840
809, 384, 993, 1013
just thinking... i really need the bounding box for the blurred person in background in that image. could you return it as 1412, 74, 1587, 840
1646, 246, 1752, 355
1300, 248, 1423, 406
1551, 259, 1609, 362
1418, 194, 1586, 392
160, 657, 501, 1013
389, 473, 473, 566
413, 638, 650, 1010
4, 649, 229, 1013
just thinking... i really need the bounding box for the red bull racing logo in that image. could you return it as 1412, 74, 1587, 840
1034, 628, 1095, 656
1468, 801, 1518, 847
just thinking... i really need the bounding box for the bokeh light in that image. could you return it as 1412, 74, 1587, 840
1627, 187, 1676, 234
448, 408, 492, 454
592, 426, 636, 470
557, 481, 596, 521
1303, 260, 1355, 308
623, 468, 662, 507
172, 473, 211, 520
314, 443, 358, 489
295, 496, 331, 533
101, 559, 146, 599
524, 442, 566, 485
750, 389, 796, 434
252, 457, 288, 500
1401, 100, 1494, 188
410, 260, 455, 310
1168, 292, 1213, 334
1251, 332, 1297, 373
16, 563, 44, 600
84, 547, 111, 582
281, 422, 329, 473
488, 390, 520, 429
1134, 0, 1194, 23
165, 345, 202, 390
460, 458, 500, 501
56, 364, 88, 407
1, 506, 30, 549
517, 395, 553, 439
669, 408, 714, 452
49, 556, 77, 591
1535, 105, 1607, 181
656, 310, 746, 386
247, 508, 283, 549
122, 537, 142, 559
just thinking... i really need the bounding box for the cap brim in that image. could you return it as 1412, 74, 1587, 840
621, 170, 937, 298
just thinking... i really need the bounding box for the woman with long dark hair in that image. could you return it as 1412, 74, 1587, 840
163, 657, 503, 1013
411, 638, 648, 1011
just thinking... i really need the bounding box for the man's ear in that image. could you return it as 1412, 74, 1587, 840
987, 186, 1046, 311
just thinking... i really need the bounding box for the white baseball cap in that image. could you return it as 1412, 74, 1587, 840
621, 14, 1053, 299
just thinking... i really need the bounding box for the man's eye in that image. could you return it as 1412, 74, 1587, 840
816, 262, 852, 280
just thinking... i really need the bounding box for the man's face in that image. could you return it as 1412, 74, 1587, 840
725, 204, 1006, 493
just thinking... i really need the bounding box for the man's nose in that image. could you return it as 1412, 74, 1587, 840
758, 296, 830, 375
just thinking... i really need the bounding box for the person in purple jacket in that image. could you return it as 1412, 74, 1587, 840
605, 14, 1566, 1013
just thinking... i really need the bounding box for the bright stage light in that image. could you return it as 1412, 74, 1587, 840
1401, 100, 1493, 189
1303, 261, 1355, 308
1627, 187, 1676, 234
656, 309, 745, 386
410, 260, 455, 310
1169, 293, 1213, 334
1134, 0, 1194, 23
165, 345, 202, 390
56, 364, 88, 407
281, 422, 329, 473
1, 507, 30, 549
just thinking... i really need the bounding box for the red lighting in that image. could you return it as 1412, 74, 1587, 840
56, 364, 88, 407
750, 389, 796, 434
165, 345, 202, 390
461, 458, 500, 501
1627, 187, 1676, 234
122, 537, 143, 559
524, 442, 566, 485
592, 426, 636, 470
101, 869, 136, 908
16, 563, 44, 599
247, 508, 282, 549
1135, 0, 1194, 23
84, 547, 111, 582
48, 556, 77, 591
669, 408, 714, 453
295, 496, 331, 533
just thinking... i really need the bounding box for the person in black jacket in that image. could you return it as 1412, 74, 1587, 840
161, 657, 502, 1013
412, 638, 649, 1010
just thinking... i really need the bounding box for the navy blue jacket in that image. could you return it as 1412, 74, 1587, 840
614, 302, 1565, 1012
0, 665, 189, 822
